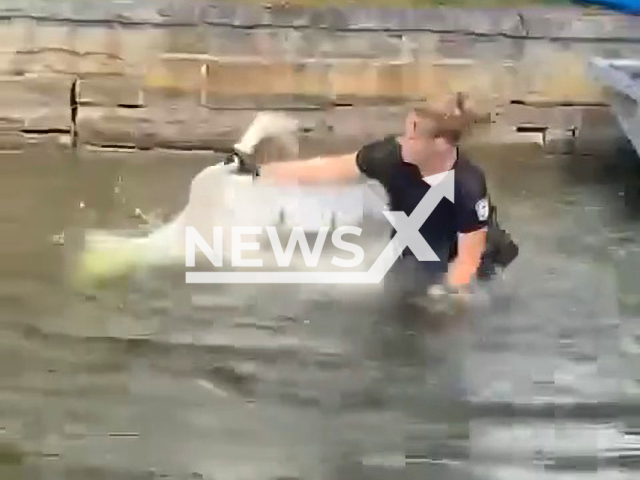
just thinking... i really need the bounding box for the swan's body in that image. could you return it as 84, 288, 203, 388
74, 162, 390, 288
72, 111, 393, 288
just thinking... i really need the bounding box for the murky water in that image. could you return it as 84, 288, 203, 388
2, 139, 640, 480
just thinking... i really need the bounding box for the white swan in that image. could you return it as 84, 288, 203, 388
73, 113, 390, 288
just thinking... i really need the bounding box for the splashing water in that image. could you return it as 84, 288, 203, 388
73, 160, 391, 289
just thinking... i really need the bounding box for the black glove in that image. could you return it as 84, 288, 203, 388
474, 203, 519, 281
223, 149, 261, 178
477, 223, 519, 281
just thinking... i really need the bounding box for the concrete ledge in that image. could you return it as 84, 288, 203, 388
75, 104, 408, 151
0, 2, 636, 39
73, 103, 610, 153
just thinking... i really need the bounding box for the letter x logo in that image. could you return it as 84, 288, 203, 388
366, 171, 456, 282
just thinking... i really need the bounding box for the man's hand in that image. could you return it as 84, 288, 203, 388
224, 149, 260, 177
423, 282, 471, 314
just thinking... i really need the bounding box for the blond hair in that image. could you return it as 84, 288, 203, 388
410, 92, 478, 145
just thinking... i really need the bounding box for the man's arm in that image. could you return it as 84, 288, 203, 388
256, 136, 399, 186
448, 165, 491, 289
259, 153, 361, 184
447, 229, 487, 288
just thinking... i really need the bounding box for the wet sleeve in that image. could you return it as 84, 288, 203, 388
456, 167, 490, 234
355, 137, 400, 188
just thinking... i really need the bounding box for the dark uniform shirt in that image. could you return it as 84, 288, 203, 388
355, 136, 490, 275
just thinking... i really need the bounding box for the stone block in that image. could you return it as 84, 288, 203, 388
0, 131, 26, 151
65, 0, 112, 23
31, 23, 74, 50
339, 6, 392, 31
0, 19, 29, 53
202, 2, 239, 26
25, 0, 71, 20
372, 61, 420, 100
380, 7, 424, 31
205, 58, 331, 106
78, 52, 126, 77
163, 24, 210, 54
520, 7, 640, 41
328, 59, 376, 102
203, 2, 263, 28
11, 50, 72, 75
519, 7, 588, 39
315, 32, 402, 60
152, 109, 233, 150
306, 7, 350, 30
574, 106, 627, 155
144, 54, 206, 95
417, 60, 509, 110
76, 106, 156, 149
437, 33, 478, 60
75, 104, 272, 151
135, 105, 254, 151
468, 37, 518, 63
207, 27, 262, 58
73, 25, 111, 53
204, 27, 309, 60
260, 4, 312, 28
247, 29, 301, 59
0, 52, 20, 75
515, 43, 604, 104
543, 128, 576, 155
23, 111, 72, 132
271, 60, 332, 97
108, 0, 165, 25
0, 116, 23, 132
402, 33, 439, 61
118, 27, 165, 68
156, 0, 207, 26
530, 11, 640, 41
0, 75, 71, 131
426, 8, 524, 36
321, 105, 407, 140
0, 0, 29, 18
205, 57, 270, 97
498, 104, 587, 130
77, 76, 143, 107
10, 48, 125, 76
0, 75, 71, 107
329, 60, 419, 103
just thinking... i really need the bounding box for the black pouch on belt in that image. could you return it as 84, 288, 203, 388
477, 203, 519, 281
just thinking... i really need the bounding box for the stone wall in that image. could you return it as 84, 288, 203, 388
1, 0, 639, 151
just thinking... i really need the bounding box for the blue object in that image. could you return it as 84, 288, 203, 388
573, 0, 640, 14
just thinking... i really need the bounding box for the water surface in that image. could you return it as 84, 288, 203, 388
1, 141, 640, 479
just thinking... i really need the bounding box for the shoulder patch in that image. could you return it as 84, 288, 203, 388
475, 198, 489, 221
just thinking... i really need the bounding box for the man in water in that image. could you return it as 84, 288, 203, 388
228, 93, 514, 304
225, 97, 499, 470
